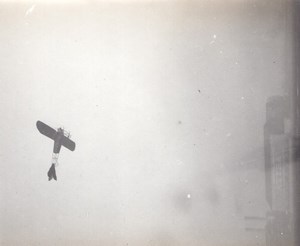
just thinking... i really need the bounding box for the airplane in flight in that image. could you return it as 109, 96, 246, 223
36, 121, 76, 181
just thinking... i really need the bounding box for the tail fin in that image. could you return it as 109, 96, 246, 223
47, 164, 57, 181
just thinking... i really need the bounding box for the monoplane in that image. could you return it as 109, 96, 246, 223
36, 121, 76, 181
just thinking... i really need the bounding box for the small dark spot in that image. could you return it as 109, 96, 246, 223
178, 120, 182, 125
273, 61, 276, 64
198, 89, 201, 93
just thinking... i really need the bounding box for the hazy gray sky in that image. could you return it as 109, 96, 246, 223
0, 1, 292, 245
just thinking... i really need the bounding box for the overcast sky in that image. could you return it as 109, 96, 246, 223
0, 1, 293, 245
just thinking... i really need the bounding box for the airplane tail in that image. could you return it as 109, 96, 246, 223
48, 163, 57, 181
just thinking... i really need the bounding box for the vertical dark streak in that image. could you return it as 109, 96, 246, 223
293, 1, 300, 245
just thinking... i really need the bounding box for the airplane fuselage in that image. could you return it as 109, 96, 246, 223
53, 129, 64, 154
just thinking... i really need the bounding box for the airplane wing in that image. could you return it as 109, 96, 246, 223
36, 121, 57, 140
61, 135, 76, 151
